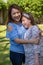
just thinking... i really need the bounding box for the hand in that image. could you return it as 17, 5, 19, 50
34, 37, 40, 44
34, 54, 40, 65
34, 60, 39, 65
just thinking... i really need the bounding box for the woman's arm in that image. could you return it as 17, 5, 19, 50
14, 38, 39, 44
14, 26, 40, 44
7, 25, 39, 44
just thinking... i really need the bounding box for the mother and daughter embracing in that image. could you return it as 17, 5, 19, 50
6, 4, 41, 65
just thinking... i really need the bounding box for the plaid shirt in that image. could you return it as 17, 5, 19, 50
23, 25, 40, 54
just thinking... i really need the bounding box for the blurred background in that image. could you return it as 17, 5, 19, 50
0, 0, 43, 65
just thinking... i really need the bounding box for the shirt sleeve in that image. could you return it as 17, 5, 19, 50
6, 23, 19, 40
31, 26, 40, 54
30, 26, 40, 39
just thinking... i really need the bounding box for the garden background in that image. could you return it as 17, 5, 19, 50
0, 0, 43, 65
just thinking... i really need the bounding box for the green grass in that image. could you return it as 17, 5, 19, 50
0, 25, 11, 65
38, 24, 43, 30
0, 24, 43, 65
38, 24, 43, 35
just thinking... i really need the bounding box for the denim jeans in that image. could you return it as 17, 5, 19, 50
10, 51, 25, 65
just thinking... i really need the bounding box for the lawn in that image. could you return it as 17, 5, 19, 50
0, 25, 11, 65
0, 24, 43, 65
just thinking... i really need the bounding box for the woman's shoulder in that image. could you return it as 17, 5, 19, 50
32, 25, 39, 30
21, 26, 26, 30
7, 22, 17, 32
8, 22, 16, 26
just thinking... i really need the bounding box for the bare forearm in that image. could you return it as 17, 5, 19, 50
15, 38, 31, 44
34, 54, 40, 65
14, 38, 39, 44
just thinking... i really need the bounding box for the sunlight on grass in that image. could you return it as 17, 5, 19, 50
0, 25, 11, 65
0, 25, 6, 37
0, 43, 11, 65
38, 24, 43, 30
38, 24, 43, 35
0, 25, 6, 30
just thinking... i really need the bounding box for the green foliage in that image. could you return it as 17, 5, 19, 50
0, 0, 8, 9
7, 0, 43, 17
0, 0, 43, 17
0, 0, 43, 23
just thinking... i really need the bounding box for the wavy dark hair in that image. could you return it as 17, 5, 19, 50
7, 4, 23, 24
22, 12, 35, 25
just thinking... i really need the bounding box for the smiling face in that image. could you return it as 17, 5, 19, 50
11, 8, 21, 23
22, 16, 31, 28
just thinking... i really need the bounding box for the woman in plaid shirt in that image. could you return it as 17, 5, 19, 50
21, 13, 40, 65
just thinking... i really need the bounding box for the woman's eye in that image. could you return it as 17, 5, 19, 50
12, 12, 19, 15
17, 11, 20, 13
17, 12, 19, 13
22, 20, 25, 22
13, 13, 15, 15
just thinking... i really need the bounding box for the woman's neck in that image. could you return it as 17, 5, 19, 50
14, 21, 19, 24
12, 20, 20, 24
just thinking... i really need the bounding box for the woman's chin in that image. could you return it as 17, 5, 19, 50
16, 19, 20, 22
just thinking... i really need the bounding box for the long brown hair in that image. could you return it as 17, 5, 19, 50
7, 4, 22, 24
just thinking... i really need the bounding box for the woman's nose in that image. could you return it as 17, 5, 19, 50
15, 13, 18, 16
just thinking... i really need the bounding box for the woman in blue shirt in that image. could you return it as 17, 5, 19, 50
6, 4, 39, 65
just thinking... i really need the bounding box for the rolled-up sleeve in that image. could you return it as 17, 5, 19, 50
6, 23, 19, 40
